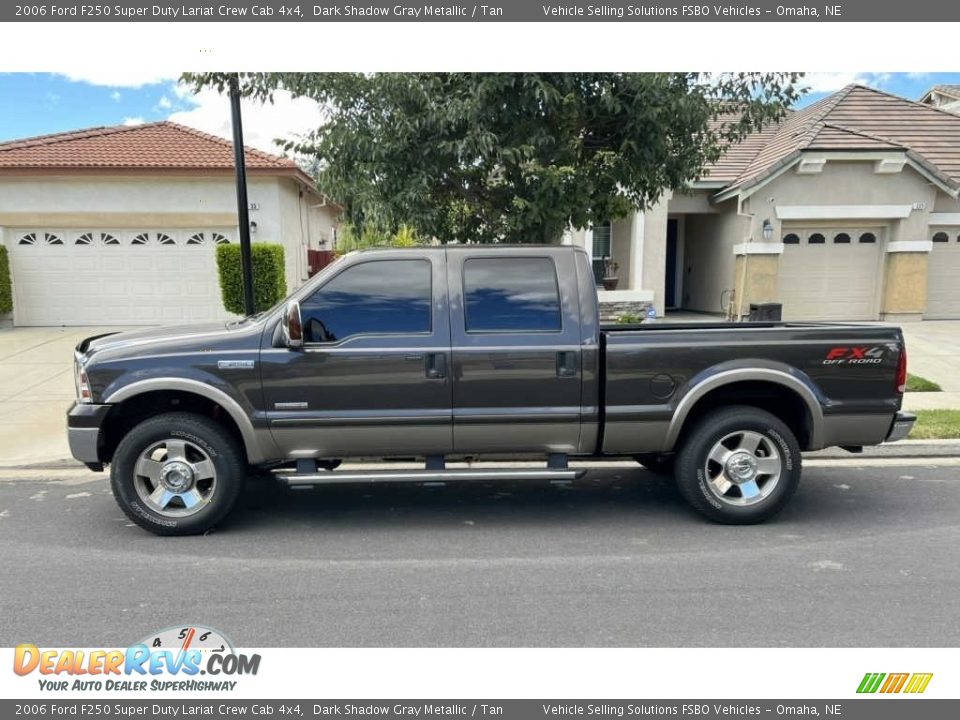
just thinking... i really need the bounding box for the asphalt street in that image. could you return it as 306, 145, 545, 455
0, 459, 958, 647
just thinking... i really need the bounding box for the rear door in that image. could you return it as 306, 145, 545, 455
447, 248, 583, 454
260, 251, 453, 458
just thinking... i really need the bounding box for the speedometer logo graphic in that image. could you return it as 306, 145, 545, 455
139, 625, 234, 655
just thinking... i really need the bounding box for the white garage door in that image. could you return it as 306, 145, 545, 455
8, 229, 237, 326
926, 229, 960, 320
778, 228, 883, 321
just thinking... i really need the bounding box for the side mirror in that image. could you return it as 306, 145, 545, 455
280, 301, 303, 348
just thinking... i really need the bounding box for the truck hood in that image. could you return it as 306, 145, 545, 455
78, 322, 251, 359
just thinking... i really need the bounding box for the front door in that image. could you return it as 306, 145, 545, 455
665, 219, 678, 309
259, 252, 453, 458
446, 249, 583, 455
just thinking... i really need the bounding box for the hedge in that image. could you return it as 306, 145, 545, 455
0, 246, 11, 315
215, 243, 286, 315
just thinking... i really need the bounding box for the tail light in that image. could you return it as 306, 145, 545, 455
896, 344, 907, 394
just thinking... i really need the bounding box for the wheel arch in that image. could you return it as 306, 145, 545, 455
665, 367, 825, 452
102, 379, 269, 464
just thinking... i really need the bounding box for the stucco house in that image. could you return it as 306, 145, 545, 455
0, 122, 339, 326
920, 85, 960, 115
571, 84, 960, 322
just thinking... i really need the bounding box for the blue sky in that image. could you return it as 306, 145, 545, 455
0, 72, 958, 150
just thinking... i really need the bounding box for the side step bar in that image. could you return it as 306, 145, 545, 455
277, 467, 583, 486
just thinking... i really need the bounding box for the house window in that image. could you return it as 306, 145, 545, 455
808, 233, 826, 244
833, 233, 851, 244
933, 232, 950, 243
45, 233, 63, 245
212, 232, 230, 245
186, 233, 205, 245
101, 233, 120, 245
131, 233, 150, 245
300, 259, 432, 343
464, 257, 561, 333
859, 232, 877, 244
782, 233, 800, 245
157, 233, 176, 246
591, 221, 612, 283
76, 233, 94, 245
17, 233, 37, 245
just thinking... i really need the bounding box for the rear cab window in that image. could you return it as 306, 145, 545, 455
463, 257, 562, 333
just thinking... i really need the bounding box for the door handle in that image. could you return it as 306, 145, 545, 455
425, 353, 447, 379
556, 351, 578, 378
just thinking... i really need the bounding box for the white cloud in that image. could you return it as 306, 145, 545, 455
121, 116, 145, 126
58, 71, 176, 88
800, 72, 892, 94
167, 84, 324, 155
110, 90, 121, 102
156, 96, 172, 110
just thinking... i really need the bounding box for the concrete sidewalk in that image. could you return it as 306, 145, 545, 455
0, 327, 132, 467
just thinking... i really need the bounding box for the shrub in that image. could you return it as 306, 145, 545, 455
215, 243, 286, 315
616, 312, 644, 325
0, 246, 11, 315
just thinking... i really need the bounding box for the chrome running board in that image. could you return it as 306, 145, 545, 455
277, 467, 582, 486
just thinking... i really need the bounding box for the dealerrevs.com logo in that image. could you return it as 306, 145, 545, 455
13, 626, 260, 692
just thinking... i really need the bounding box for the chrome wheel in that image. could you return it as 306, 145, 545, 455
133, 438, 217, 518
703, 430, 782, 507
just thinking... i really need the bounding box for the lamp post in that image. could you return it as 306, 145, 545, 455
229, 73, 256, 317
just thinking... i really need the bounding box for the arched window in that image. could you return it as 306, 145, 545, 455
187, 233, 205, 245
101, 233, 120, 245
858, 233, 877, 244
212, 232, 230, 245
782, 233, 800, 244
933, 231, 950, 243
833, 233, 851, 244
44, 233, 63, 245
131, 233, 150, 245
17, 232, 37, 245
808, 233, 826, 244
75, 233, 94, 245
157, 233, 175, 246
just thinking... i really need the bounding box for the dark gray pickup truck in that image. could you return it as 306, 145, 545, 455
68, 245, 914, 535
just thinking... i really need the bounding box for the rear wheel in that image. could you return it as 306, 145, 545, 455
675, 406, 801, 524
110, 412, 246, 536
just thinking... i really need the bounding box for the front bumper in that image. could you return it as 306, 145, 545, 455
66, 402, 111, 465
885, 411, 916, 443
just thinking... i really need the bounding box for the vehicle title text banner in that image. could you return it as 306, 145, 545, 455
7, 0, 960, 22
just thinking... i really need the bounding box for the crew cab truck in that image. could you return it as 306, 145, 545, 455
68, 246, 915, 535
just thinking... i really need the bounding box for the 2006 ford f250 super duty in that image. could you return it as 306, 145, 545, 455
68, 246, 915, 535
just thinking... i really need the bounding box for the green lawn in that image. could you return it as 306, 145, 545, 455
906, 374, 942, 392
909, 410, 960, 439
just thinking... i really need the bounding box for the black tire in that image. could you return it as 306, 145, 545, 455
674, 406, 801, 524
634, 453, 675, 475
110, 412, 246, 536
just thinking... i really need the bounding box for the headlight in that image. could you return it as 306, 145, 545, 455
74, 353, 91, 403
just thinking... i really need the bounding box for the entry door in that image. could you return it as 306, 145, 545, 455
665, 219, 678, 308
260, 254, 453, 458
447, 250, 583, 455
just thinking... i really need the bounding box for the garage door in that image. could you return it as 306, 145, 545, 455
926, 229, 960, 319
778, 228, 883, 321
8, 229, 237, 326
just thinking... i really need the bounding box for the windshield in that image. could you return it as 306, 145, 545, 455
226, 254, 346, 328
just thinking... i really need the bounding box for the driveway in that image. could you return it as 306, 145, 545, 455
0, 320, 958, 467
0, 327, 132, 467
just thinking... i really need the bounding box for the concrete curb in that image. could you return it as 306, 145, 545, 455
3, 440, 959, 472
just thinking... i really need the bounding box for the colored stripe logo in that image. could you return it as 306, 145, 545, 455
857, 672, 933, 694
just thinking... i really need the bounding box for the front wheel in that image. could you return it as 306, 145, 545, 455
110, 412, 246, 536
674, 406, 801, 524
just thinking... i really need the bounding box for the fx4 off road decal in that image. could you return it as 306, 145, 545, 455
823, 346, 886, 366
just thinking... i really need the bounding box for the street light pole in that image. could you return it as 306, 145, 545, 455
229, 73, 256, 317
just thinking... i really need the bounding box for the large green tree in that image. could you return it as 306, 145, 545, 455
184, 73, 803, 243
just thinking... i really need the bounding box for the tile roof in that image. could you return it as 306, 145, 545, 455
0, 121, 300, 172
708, 84, 960, 196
